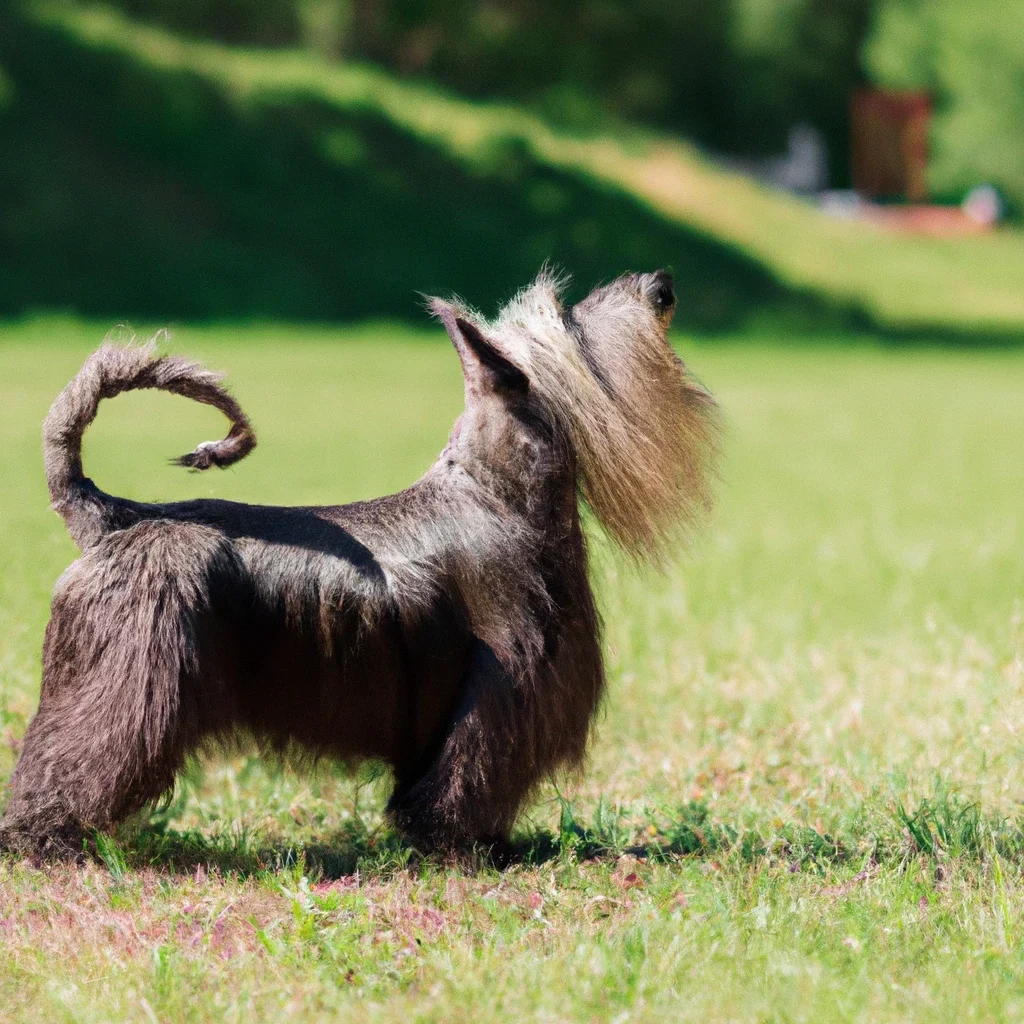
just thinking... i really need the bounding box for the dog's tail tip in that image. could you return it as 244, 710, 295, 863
172, 431, 256, 472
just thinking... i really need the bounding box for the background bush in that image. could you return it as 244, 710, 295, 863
864, 0, 1024, 214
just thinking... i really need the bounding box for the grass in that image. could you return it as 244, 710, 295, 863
1, 319, 1024, 1020
29, 2, 1024, 335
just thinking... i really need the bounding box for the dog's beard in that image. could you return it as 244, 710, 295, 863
494, 274, 720, 560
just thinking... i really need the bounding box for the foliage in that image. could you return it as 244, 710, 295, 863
72, 0, 1024, 211
68, 0, 878, 168
864, 0, 1024, 214
114, 0, 302, 44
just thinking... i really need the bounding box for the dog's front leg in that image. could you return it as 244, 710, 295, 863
387, 641, 538, 862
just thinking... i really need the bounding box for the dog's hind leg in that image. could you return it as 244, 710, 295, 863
0, 609, 198, 860
386, 642, 548, 860
0, 695, 185, 861
0, 703, 97, 859
0, 524, 226, 860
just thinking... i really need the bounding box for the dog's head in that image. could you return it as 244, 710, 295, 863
431, 269, 719, 559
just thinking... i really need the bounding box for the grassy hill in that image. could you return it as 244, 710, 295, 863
2, 3, 1023, 337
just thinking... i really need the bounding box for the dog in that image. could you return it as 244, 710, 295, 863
0, 269, 718, 861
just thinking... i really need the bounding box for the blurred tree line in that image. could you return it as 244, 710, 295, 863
95, 0, 877, 187
0, 3, 844, 324
79, 0, 1023, 208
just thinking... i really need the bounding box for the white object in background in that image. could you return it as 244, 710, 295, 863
962, 184, 1002, 226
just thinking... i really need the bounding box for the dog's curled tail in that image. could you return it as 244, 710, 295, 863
44, 340, 256, 548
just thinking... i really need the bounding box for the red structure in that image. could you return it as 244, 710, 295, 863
851, 89, 931, 202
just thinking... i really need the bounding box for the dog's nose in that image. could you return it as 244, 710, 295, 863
645, 270, 675, 313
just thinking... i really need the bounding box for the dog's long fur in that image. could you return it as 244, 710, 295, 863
0, 270, 718, 861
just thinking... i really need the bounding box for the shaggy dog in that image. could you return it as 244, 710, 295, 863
0, 269, 718, 861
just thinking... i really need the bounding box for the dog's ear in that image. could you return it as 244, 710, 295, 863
430, 299, 528, 395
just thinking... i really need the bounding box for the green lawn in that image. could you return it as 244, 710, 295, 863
2, 320, 1024, 1022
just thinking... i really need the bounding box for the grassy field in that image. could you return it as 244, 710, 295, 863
2, 319, 1024, 1021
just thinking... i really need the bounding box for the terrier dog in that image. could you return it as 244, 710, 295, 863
0, 269, 718, 861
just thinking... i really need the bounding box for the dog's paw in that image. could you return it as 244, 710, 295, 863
0, 821, 88, 865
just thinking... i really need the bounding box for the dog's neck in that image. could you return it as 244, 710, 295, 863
435, 420, 579, 544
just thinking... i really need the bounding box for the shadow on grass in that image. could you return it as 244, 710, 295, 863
725, 322, 1024, 350
110, 783, 1024, 880
871, 323, 1024, 349
119, 820, 415, 880
113, 802, 835, 880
